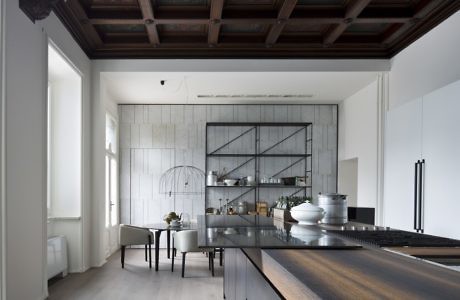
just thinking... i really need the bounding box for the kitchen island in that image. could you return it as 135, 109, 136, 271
197, 215, 460, 300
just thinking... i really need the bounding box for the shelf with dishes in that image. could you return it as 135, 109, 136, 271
206, 185, 311, 188
207, 153, 311, 157
205, 122, 313, 213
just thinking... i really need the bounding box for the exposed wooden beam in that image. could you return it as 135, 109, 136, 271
138, 0, 160, 45
89, 16, 411, 26
208, 0, 224, 45
323, 0, 371, 45
97, 42, 386, 50
354, 17, 411, 24
265, 0, 297, 45
90, 19, 145, 25
382, 0, 445, 45
52, 0, 460, 59
67, 0, 102, 47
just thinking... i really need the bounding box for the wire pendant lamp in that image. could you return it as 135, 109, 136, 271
159, 165, 205, 196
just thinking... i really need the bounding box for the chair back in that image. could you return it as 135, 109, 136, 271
174, 230, 200, 253
119, 224, 152, 246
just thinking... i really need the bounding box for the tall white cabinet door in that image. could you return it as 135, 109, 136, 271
422, 80, 460, 239
384, 99, 422, 231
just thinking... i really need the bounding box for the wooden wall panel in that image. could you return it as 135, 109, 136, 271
119, 104, 337, 246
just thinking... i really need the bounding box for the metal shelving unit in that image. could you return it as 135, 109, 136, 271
205, 122, 313, 213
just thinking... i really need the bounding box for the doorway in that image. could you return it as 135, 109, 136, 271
105, 114, 119, 256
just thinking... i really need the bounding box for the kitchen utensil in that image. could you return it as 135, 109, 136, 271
207, 171, 217, 186
237, 201, 248, 214
290, 203, 326, 225
318, 193, 348, 224
247, 176, 256, 186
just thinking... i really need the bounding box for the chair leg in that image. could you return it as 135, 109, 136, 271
172, 237, 175, 257
182, 252, 186, 278
145, 244, 148, 262
121, 245, 126, 268
219, 248, 223, 266
171, 249, 175, 272
210, 251, 215, 277
208, 253, 211, 270
148, 236, 152, 269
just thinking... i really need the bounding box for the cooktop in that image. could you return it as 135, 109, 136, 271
329, 229, 460, 247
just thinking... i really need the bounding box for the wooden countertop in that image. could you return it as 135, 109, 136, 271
243, 247, 460, 300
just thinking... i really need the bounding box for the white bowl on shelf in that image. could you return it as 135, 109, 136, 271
290, 203, 326, 225
224, 179, 238, 186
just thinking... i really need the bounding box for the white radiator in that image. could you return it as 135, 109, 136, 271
47, 235, 68, 279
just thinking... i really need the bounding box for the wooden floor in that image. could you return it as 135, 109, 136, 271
48, 249, 223, 300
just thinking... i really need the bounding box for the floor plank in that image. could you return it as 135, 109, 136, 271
48, 249, 223, 300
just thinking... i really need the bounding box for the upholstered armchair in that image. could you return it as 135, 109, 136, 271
171, 230, 214, 277
119, 224, 154, 268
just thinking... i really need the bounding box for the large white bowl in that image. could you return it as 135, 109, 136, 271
290, 203, 326, 225
224, 179, 238, 186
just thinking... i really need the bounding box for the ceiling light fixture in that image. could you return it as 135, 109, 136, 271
196, 94, 315, 99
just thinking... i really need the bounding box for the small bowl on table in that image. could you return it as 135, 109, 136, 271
170, 219, 181, 227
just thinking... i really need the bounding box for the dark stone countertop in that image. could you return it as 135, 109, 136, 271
197, 215, 362, 249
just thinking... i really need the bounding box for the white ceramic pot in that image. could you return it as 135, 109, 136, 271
290, 203, 326, 225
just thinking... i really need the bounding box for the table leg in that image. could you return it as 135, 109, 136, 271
167, 229, 171, 259
155, 230, 161, 271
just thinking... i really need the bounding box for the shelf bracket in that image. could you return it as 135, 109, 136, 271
289, 188, 306, 197
220, 157, 256, 179
260, 126, 306, 155
270, 157, 306, 178
209, 126, 256, 155
228, 187, 256, 205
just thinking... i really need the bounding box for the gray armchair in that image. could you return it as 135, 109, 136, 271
171, 230, 214, 277
119, 224, 154, 268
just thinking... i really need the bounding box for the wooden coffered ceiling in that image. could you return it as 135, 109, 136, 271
52, 0, 460, 59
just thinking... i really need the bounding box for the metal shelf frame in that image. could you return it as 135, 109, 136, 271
205, 122, 313, 212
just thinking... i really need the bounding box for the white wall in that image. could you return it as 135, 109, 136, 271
3, 2, 92, 298
338, 80, 379, 208
338, 11, 460, 216
389, 11, 460, 110
338, 158, 358, 207
4, 1, 47, 299
5, 5, 47, 300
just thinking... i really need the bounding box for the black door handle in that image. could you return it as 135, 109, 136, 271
414, 160, 419, 231
418, 159, 425, 233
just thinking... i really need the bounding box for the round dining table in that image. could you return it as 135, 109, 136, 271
144, 222, 197, 271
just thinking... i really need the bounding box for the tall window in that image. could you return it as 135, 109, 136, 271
105, 114, 118, 228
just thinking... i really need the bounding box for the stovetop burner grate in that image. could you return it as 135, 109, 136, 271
329, 230, 460, 247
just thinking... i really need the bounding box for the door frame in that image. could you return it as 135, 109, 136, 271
0, 0, 6, 297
